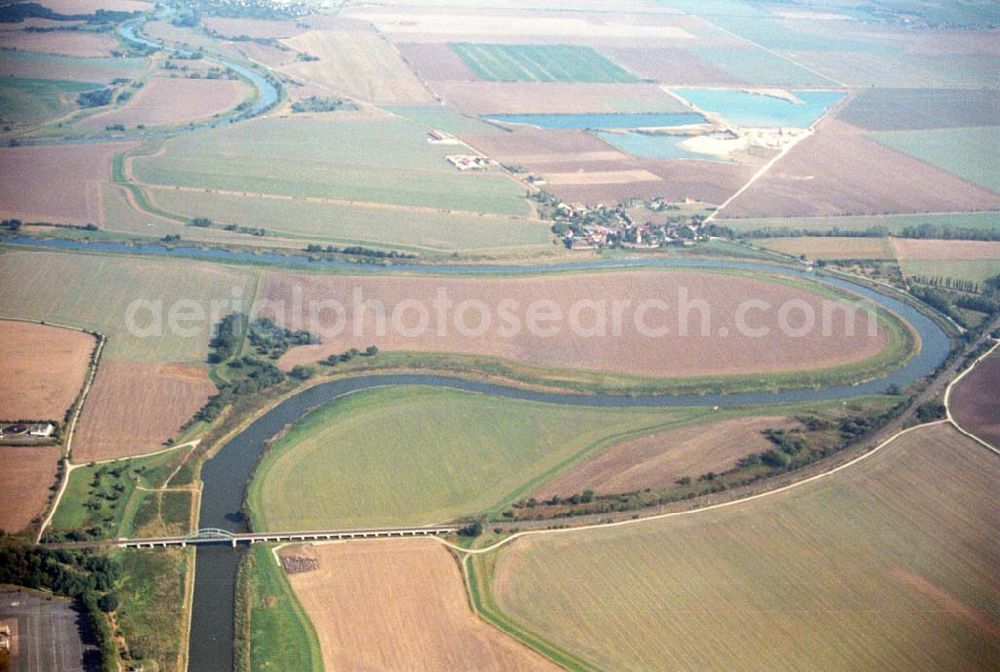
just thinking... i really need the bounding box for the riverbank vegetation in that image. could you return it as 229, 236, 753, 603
234, 544, 321, 672
115, 548, 192, 672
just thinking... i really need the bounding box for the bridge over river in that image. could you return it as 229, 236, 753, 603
46, 525, 458, 550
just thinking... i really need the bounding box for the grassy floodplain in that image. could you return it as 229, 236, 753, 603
450, 43, 639, 83
898, 259, 1000, 286
145, 187, 552, 254
235, 544, 322, 672
0, 77, 102, 125
129, 116, 531, 216
874, 127, 1000, 193
248, 386, 712, 530
473, 423, 999, 672
116, 548, 193, 672
49, 446, 194, 540
249, 388, 898, 532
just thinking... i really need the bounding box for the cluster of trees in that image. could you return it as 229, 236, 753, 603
739, 226, 890, 239
1, 218, 22, 231
911, 275, 985, 293
305, 244, 416, 259
77, 88, 114, 108
0, 541, 120, 671
190, 217, 266, 236
900, 224, 1000, 242
194, 356, 286, 424
916, 402, 946, 422
0, 2, 135, 23
291, 96, 354, 113
247, 317, 317, 359
521, 489, 595, 508
323, 345, 378, 366
207, 313, 244, 363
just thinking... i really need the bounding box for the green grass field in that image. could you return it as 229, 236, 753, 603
116, 548, 191, 672
0, 51, 146, 83
50, 449, 185, 538
248, 386, 711, 530
477, 423, 999, 671
697, 47, 832, 87
382, 104, 504, 136
238, 544, 322, 672
899, 259, 1000, 286
130, 116, 531, 217
720, 211, 1000, 234
0, 77, 102, 125
146, 187, 552, 254
874, 127, 1000, 192
450, 43, 639, 83
0, 249, 256, 362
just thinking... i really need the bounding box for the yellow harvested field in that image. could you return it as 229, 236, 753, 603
0, 320, 94, 421
490, 423, 1000, 671
536, 416, 794, 498
542, 169, 663, 185
280, 30, 433, 103
0, 30, 117, 57
72, 362, 215, 461
757, 236, 896, 260
80, 77, 248, 129
282, 539, 559, 671
892, 238, 1000, 260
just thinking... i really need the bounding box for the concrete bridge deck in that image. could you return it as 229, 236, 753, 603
46, 525, 459, 550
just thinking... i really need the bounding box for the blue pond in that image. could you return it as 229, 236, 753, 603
482, 112, 705, 130
671, 88, 844, 128
595, 131, 729, 161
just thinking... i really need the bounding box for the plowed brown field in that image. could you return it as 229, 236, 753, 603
950, 348, 1000, 449
536, 416, 794, 498
72, 362, 214, 461
0, 446, 60, 534
80, 77, 247, 129
0, 30, 116, 57
282, 539, 559, 672
263, 270, 887, 378
0, 142, 134, 224
0, 320, 94, 420
722, 123, 1000, 218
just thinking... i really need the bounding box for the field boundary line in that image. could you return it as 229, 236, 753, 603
692, 14, 848, 88
441, 419, 951, 557
944, 338, 1000, 456
137, 182, 546, 224
36, 331, 106, 543
706, 92, 853, 224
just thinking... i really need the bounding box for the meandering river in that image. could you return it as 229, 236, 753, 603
177, 255, 949, 671
22, 19, 953, 670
